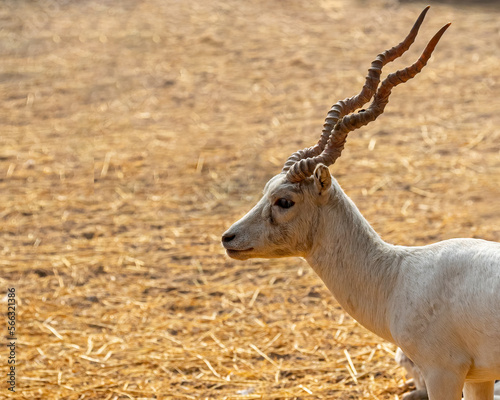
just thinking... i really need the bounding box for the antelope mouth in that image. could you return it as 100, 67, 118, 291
226, 248, 254, 260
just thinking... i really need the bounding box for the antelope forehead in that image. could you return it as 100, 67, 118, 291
262, 174, 309, 203
263, 174, 287, 193
269, 185, 305, 203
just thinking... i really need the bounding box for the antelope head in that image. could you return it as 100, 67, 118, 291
222, 7, 449, 261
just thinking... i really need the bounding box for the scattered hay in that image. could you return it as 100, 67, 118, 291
0, 0, 499, 398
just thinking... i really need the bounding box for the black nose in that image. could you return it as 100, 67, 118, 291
222, 233, 236, 243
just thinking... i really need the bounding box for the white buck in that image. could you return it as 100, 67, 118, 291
222, 7, 500, 400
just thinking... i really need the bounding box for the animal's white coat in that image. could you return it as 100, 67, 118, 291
222, 166, 500, 400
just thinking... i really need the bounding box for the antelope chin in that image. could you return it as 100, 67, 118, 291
226, 248, 254, 260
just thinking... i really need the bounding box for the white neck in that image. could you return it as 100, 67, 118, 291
305, 183, 403, 342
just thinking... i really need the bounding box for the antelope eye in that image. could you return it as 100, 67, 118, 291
275, 198, 295, 209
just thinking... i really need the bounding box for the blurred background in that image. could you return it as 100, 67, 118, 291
1, 0, 499, 398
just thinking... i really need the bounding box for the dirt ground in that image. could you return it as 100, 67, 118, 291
0, 0, 499, 399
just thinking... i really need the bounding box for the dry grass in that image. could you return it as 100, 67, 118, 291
0, 0, 499, 399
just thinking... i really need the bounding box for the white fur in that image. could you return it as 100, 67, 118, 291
222, 166, 500, 400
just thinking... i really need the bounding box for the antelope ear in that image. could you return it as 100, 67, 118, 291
314, 164, 332, 195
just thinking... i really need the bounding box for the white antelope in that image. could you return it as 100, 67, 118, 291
221, 7, 500, 400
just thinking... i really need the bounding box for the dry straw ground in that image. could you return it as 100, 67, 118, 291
0, 0, 499, 399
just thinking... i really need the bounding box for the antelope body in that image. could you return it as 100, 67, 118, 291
222, 8, 500, 400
